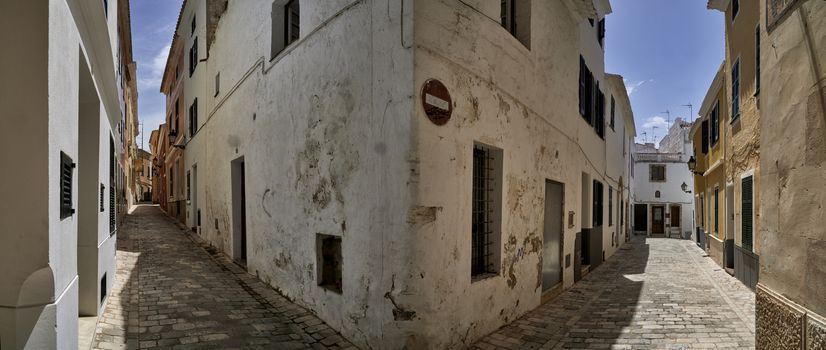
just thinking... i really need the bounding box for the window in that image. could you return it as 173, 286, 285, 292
60, 151, 75, 219
173, 99, 180, 135
191, 14, 196, 36
215, 73, 220, 97
714, 186, 720, 234
189, 99, 199, 137
650, 164, 666, 182
701, 120, 709, 154
592, 180, 604, 227
710, 101, 720, 146
608, 187, 613, 226
471, 143, 502, 278
610, 96, 615, 131
100, 184, 105, 212
595, 84, 605, 138
189, 38, 198, 76
100, 273, 107, 302
579, 56, 594, 124
742, 176, 754, 251
732, 58, 740, 120
655, 190, 661, 199
755, 25, 761, 95
597, 18, 606, 47
285, 0, 300, 45
317, 234, 342, 293
186, 170, 191, 201
109, 138, 116, 232
500, 0, 530, 48
620, 199, 624, 226
103, 0, 108, 17
732, 0, 739, 22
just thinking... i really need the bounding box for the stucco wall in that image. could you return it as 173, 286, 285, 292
759, 0, 826, 322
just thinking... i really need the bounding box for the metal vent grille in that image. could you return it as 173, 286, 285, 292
60, 152, 75, 219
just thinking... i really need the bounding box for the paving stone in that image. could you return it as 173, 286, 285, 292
473, 236, 755, 349
91, 205, 354, 349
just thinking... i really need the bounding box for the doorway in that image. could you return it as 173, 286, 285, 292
633, 204, 647, 233
670, 205, 681, 238
542, 180, 564, 292
231, 157, 247, 264
651, 206, 665, 234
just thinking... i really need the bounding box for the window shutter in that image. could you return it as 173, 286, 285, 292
579, 56, 587, 119
60, 152, 75, 219
701, 121, 709, 154
742, 176, 754, 251
100, 184, 105, 212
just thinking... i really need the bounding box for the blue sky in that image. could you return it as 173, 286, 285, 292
132, 0, 183, 149
131, 0, 724, 148
605, 0, 725, 144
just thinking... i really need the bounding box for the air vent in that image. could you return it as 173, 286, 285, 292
60, 151, 75, 219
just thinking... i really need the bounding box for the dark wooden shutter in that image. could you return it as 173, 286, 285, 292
598, 18, 605, 46
701, 120, 709, 154
110, 138, 116, 232
579, 56, 587, 119
60, 152, 75, 219
285, 0, 300, 45
742, 176, 754, 251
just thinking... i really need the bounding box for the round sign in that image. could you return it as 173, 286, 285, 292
421, 79, 452, 126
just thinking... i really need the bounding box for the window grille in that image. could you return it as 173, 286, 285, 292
472, 146, 495, 276
60, 152, 75, 219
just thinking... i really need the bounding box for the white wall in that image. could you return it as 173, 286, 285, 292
633, 157, 694, 237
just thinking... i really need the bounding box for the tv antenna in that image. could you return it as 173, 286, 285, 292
681, 103, 694, 123
661, 109, 671, 126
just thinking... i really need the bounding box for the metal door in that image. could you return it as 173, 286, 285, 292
542, 181, 564, 291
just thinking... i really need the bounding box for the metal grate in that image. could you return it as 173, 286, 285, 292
60, 152, 75, 219
471, 146, 495, 276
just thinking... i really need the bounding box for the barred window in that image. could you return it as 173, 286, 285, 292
471, 143, 502, 279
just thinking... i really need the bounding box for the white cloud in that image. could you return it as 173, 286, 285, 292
138, 43, 171, 92
642, 116, 669, 129
623, 79, 654, 96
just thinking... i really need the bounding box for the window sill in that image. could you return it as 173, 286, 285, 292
471, 273, 499, 283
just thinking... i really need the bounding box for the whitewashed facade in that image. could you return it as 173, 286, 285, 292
0, 0, 132, 348
164, 0, 634, 347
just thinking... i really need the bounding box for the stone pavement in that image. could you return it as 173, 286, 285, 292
92, 205, 355, 350
474, 237, 756, 350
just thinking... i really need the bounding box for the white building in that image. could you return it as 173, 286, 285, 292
164, 0, 634, 347
0, 0, 133, 348
632, 118, 695, 239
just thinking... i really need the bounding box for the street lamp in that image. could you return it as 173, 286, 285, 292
687, 156, 703, 175
681, 182, 692, 194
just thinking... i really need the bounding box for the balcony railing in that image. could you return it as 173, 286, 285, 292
636, 153, 684, 163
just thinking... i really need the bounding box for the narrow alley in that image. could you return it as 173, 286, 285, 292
474, 238, 755, 349
91, 205, 355, 350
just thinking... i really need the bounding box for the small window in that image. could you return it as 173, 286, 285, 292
60, 151, 75, 219
191, 14, 196, 37
592, 180, 604, 227
742, 176, 754, 251
317, 234, 342, 293
608, 187, 613, 226
597, 18, 606, 47
655, 190, 661, 199
215, 73, 220, 97
650, 164, 666, 182
732, 0, 739, 22
500, 0, 530, 48
755, 25, 761, 95
100, 184, 105, 212
732, 58, 740, 120
189, 38, 198, 76
610, 96, 615, 131
189, 99, 198, 137
471, 143, 503, 278
285, 0, 300, 46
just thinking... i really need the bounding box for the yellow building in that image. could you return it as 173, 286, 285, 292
690, 0, 762, 290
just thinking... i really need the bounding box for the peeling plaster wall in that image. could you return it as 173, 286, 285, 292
759, 0, 826, 326
408, 0, 629, 348
182, 0, 414, 348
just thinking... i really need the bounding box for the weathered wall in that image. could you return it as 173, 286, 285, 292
182, 0, 414, 348
758, 1, 826, 347
407, 0, 627, 348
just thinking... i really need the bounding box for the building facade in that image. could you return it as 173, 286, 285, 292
136, 149, 153, 202
149, 125, 170, 210
156, 0, 634, 348
755, 0, 826, 348
0, 0, 134, 348
632, 119, 695, 240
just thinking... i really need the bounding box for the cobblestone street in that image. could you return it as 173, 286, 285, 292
474, 237, 756, 349
92, 205, 354, 350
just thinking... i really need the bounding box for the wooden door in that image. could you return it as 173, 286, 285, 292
652, 206, 665, 234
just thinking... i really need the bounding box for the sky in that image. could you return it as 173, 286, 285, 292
130, 0, 724, 148
605, 0, 725, 145
131, 0, 183, 150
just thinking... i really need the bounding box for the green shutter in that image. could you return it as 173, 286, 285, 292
742, 176, 754, 252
